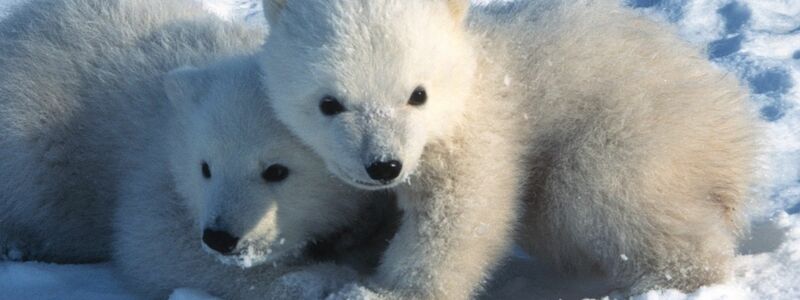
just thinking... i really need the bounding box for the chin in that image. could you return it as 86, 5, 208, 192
353, 179, 399, 190
340, 171, 402, 191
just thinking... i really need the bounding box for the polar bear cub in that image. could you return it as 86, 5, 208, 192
113, 56, 395, 299
258, 0, 756, 298
0, 0, 263, 263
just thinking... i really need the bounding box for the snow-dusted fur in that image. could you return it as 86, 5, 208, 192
114, 56, 396, 299
0, 0, 263, 263
258, 0, 757, 298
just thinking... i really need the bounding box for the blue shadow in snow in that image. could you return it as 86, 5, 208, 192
718, 2, 751, 34
760, 104, 786, 122
793, 50, 800, 60
749, 69, 793, 121
750, 69, 793, 95
708, 2, 750, 59
625, 0, 685, 21
708, 35, 743, 59
627, 0, 661, 8
788, 202, 800, 215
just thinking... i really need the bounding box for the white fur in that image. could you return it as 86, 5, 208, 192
259, 0, 475, 190
0, 1, 396, 297
258, 0, 757, 298
0, 0, 263, 263
114, 56, 392, 299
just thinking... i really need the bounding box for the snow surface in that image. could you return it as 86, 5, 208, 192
1, 0, 799, 299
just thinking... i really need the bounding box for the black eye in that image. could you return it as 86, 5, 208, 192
201, 162, 211, 179
319, 96, 346, 116
262, 164, 290, 182
408, 86, 427, 106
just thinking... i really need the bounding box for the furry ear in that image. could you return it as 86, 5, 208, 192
446, 0, 470, 23
263, 0, 288, 27
164, 66, 209, 110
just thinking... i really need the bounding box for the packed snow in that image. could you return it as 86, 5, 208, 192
1, 0, 799, 299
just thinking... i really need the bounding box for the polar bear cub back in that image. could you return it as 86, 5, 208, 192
114, 56, 390, 299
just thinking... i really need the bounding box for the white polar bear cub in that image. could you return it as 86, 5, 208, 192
114, 56, 394, 299
0, 0, 262, 263
259, 0, 756, 298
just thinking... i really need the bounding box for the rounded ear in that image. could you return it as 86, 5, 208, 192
446, 0, 470, 23
263, 0, 288, 28
163, 66, 209, 110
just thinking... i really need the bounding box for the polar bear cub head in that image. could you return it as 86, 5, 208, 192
259, 0, 476, 189
164, 56, 360, 268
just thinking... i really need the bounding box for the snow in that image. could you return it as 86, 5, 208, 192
169, 289, 221, 300
479, 213, 800, 299
1, 0, 799, 299
0, 263, 135, 300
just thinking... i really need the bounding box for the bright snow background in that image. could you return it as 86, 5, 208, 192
0, 0, 798, 299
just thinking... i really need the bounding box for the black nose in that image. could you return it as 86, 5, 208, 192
366, 160, 403, 182
202, 229, 239, 255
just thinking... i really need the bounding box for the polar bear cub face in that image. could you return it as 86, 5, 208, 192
164, 57, 360, 268
259, 0, 476, 190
